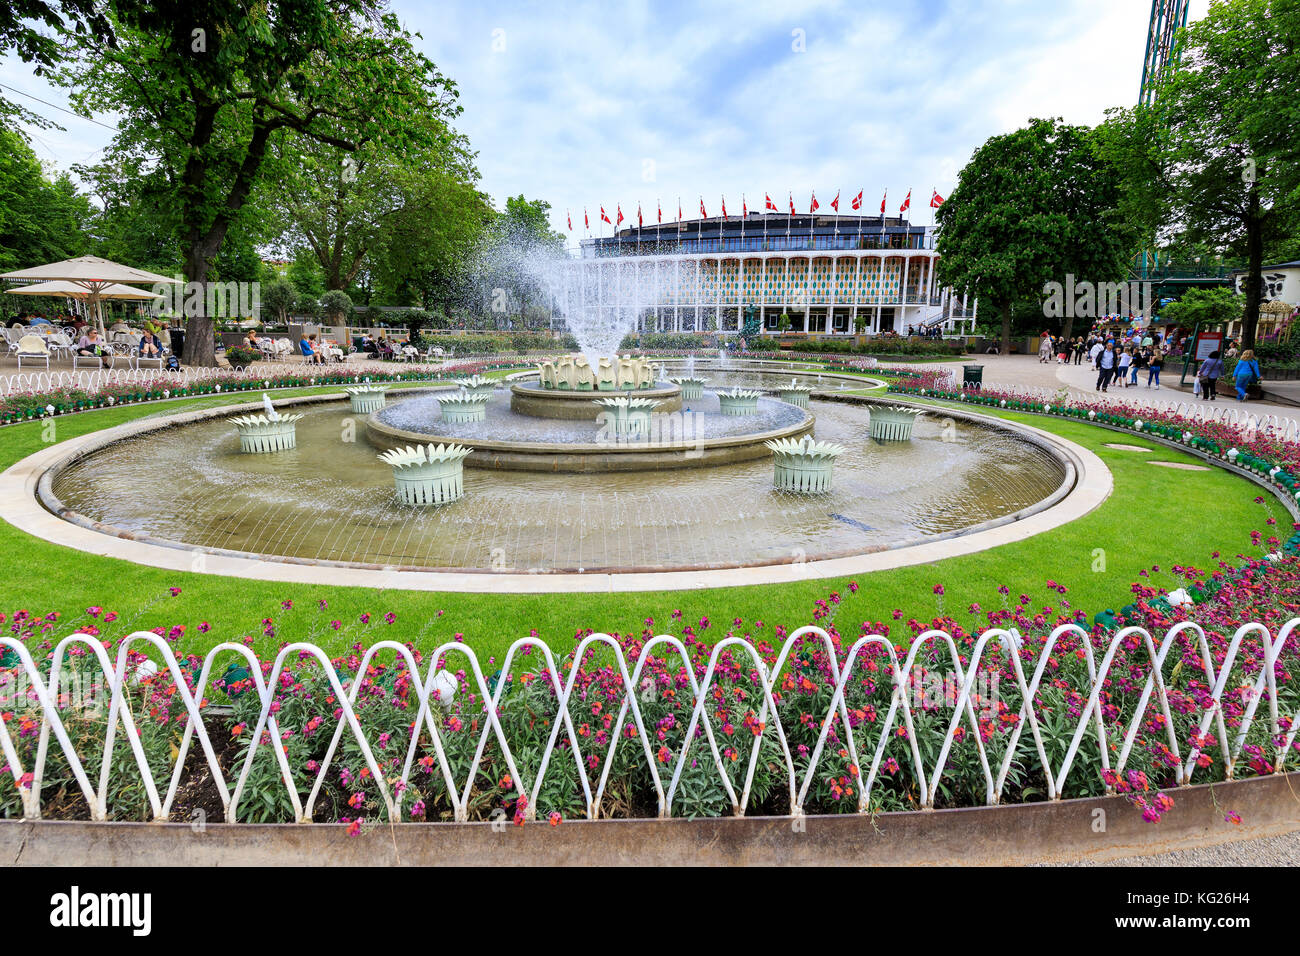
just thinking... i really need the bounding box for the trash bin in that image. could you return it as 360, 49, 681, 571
169, 327, 185, 362
962, 364, 984, 390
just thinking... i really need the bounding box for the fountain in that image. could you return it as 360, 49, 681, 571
667, 376, 708, 400
439, 392, 489, 423
453, 375, 497, 400
229, 393, 303, 453
716, 388, 763, 417
869, 405, 922, 441
378, 443, 472, 505
345, 385, 388, 414
766, 434, 845, 492
778, 379, 814, 408
593, 396, 662, 439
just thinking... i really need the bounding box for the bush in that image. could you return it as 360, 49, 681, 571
319, 290, 354, 325
224, 346, 261, 367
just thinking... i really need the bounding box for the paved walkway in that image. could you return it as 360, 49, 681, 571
923, 354, 1300, 428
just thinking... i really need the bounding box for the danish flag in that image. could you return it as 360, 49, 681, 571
584, 208, 589, 229
788, 193, 795, 215
566, 210, 571, 231
600, 206, 611, 225
880, 190, 887, 215
616, 204, 624, 225
637, 203, 642, 227
900, 189, 912, 214
765, 193, 778, 212
742, 195, 748, 217
830, 190, 840, 212
930, 189, 945, 208
657, 201, 662, 224
721, 196, 727, 219
810, 191, 819, 213
678, 199, 682, 221
851, 190, 862, 210
699, 197, 707, 218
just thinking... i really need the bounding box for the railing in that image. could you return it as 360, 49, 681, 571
581, 235, 933, 257
2, 620, 1295, 823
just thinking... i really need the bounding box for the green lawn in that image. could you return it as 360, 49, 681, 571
0, 386, 1283, 662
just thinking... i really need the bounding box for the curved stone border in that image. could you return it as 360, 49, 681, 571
1, 390, 1110, 593
1, 770, 1292, 866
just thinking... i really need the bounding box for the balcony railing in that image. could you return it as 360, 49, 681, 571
581, 234, 934, 258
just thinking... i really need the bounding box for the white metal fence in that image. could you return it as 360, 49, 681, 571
2, 620, 1295, 823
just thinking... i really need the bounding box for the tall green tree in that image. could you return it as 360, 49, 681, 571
60, 0, 461, 365
1102, 0, 1300, 348
267, 113, 478, 293
935, 117, 1134, 353
0, 126, 94, 270
0, 1, 113, 126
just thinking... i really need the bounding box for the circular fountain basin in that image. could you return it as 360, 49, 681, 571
368, 387, 812, 473
510, 380, 682, 420
41, 383, 1077, 575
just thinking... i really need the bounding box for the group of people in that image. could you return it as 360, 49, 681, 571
905, 324, 944, 339
73, 326, 166, 368
1194, 349, 1261, 402
1087, 338, 1167, 392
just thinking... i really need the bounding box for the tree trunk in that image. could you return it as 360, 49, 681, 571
1000, 300, 1012, 356
181, 246, 218, 367
1241, 185, 1264, 351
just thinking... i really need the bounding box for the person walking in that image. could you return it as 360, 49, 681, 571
1039, 332, 1053, 364
1197, 350, 1223, 401
1089, 338, 1104, 370
1131, 346, 1149, 386
1116, 346, 1133, 387
1233, 349, 1261, 402
1147, 347, 1164, 389
1096, 343, 1116, 392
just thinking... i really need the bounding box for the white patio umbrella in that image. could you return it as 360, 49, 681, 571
0, 256, 180, 333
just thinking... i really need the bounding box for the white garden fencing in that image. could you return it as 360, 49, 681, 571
2, 620, 1295, 823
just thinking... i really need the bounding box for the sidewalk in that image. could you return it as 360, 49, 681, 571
925, 354, 1300, 426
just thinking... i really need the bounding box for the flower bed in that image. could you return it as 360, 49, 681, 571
3, 550, 1297, 828
0, 361, 528, 426
886, 374, 1300, 509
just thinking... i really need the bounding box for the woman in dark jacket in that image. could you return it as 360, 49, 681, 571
1197, 350, 1223, 401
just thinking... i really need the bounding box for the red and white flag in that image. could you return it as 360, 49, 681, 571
677, 198, 682, 222
699, 197, 707, 218
721, 195, 727, 219
830, 190, 840, 212
765, 193, 778, 212
810, 191, 819, 213
900, 189, 912, 214
616, 204, 624, 226
600, 206, 611, 225
657, 201, 662, 224
566, 210, 572, 231
851, 190, 862, 210
930, 189, 945, 208
742, 195, 748, 217
637, 203, 642, 227
788, 193, 795, 215
584, 208, 589, 229
880, 190, 887, 215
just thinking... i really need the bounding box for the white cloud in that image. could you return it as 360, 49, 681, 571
0, 0, 1216, 241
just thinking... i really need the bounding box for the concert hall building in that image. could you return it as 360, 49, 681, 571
564, 212, 976, 336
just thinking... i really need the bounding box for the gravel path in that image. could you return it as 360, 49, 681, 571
1054, 828, 1300, 866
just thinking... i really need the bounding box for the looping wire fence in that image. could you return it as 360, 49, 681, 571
3, 619, 1297, 824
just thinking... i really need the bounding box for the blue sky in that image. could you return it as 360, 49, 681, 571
1, 0, 1209, 247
